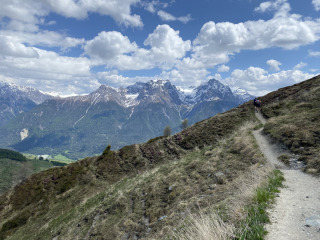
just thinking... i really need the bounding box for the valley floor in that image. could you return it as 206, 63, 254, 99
254, 112, 320, 240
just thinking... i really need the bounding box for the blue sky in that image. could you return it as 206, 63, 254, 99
0, 0, 319, 96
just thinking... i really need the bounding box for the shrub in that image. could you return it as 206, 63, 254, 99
163, 126, 172, 137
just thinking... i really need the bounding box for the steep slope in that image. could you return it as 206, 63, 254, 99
1, 75, 318, 239
0, 100, 260, 239
0, 157, 57, 195
259, 74, 320, 174
0, 79, 250, 159
0, 82, 54, 127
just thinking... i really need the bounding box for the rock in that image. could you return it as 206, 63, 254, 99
306, 168, 318, 174
204, 151, 213, 156
215, 171, 226, 184
305, 216, 320, 227
158, 216, 167, 221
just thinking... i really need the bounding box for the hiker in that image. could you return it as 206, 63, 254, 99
253, 98, 261, 113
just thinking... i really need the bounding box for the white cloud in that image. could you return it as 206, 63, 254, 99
218, 65, 230, 72
96, 71, 153, 88
160, 67, 210, 88
142, 0, 170, 13
224, 67, 315, 96
157, 10, 176, 21
293, 61, 307, 70
83, 25, 191, 71
0, 0, 143, 29
84, 31, 137, 62
313, 0, 320, 11
81, 0, 143, 28
144, 24, 191, 64
309, 50, 320, 57
255, 0, 290, 17
157, 10, 191, 24
0, 48, 92, 94
44, 0, 88, 19
267, 59, 282, 71
192, 1, 320, 69
0, 36, 39, 58
1, 30, 85, 50
194, 16, 320, 53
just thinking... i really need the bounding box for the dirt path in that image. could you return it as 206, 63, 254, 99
253, 112, 320, 240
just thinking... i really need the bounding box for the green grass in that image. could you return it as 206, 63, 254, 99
261, 76, 320, 175
236, 169, 284, 240
0, 158, 55, 195
52, 154, 75, 163
253, 123, 264, 130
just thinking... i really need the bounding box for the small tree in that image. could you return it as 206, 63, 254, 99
102, 144, 112, 156
163, 125, 172, 137
181, 119, 188, 130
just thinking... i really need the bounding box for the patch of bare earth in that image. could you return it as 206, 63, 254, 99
254, 112, 320, 240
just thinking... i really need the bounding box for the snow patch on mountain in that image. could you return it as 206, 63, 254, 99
229, 85, 254, 102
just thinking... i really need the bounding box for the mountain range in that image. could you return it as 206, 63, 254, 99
0, 82, 54, 127
0, 75, 318, 240
0, 79, 253, 159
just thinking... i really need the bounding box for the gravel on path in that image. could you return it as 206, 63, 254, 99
253, 112, 320, 240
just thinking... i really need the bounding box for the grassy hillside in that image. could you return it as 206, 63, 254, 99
260, 75, 320, 175
0, 75, 319, 239
0, 157, 56, 195
0, 102, 262, 239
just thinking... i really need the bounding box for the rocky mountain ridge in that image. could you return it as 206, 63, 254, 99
0, 81, 54, 127
0, 79, 253, 159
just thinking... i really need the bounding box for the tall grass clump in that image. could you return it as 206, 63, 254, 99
236, 169, 284, 240
173, 211, 235, 240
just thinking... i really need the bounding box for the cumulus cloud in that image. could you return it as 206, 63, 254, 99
84, 31, 137, 62
0, 48, 93, 95
218, 65, 230, 72
0, 36, 39, 58
192, 2, 320, 69
194, 16, 320, 53
224, 67, 315, 96
84, 25, 191, 71
157, 10, 192, 23
80, 0, 143, 28
0, 0, 143, 29
313, 0, 320, 11
267, 59, 282, 71
160, 67, 210, 88
144, 25, 191, 62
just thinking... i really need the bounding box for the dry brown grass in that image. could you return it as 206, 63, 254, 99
173, 210, 235, 240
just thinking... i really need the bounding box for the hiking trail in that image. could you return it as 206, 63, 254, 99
253, 112, 320, 240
